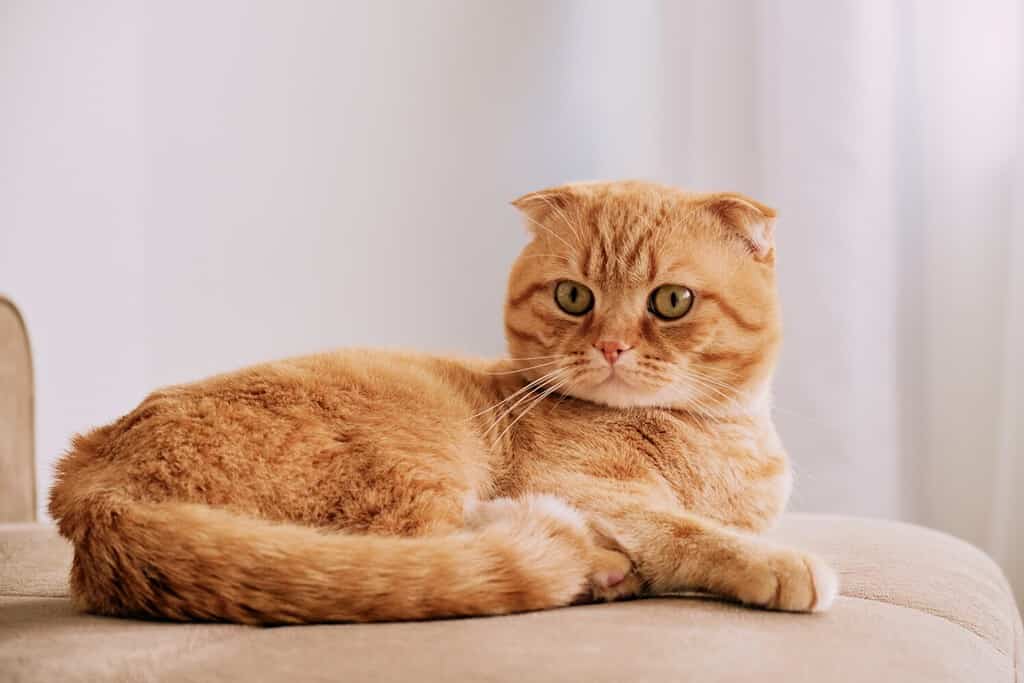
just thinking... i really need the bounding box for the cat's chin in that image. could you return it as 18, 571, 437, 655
565, 374, 690, 410
567, 377, 774, 417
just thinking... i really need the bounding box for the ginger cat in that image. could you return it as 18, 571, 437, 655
49, 180, 838, 624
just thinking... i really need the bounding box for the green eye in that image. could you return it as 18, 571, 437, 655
554, 280, 594, 316
649, 284, 694, 320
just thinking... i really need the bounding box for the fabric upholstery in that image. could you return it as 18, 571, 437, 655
0, 296, 35, 523
1, 514, 1021, 682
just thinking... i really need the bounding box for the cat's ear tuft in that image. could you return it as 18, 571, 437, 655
700, 193, 777, 261
511, 185, 580, 231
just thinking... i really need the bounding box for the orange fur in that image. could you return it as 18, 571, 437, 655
49, 180, 837, 625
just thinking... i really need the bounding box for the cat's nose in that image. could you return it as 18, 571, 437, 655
594, 340, 632, 366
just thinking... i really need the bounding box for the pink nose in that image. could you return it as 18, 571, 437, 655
594, 340, 632, 365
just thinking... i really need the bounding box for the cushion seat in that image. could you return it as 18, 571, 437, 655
1, 514, 1021, 682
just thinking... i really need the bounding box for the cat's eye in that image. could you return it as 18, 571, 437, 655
554, 280, 594, 316
648, 284, 694, 320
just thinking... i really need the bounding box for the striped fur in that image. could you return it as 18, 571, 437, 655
49, 181, 836, 625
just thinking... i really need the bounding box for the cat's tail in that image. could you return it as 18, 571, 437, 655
49, 485, 629, 625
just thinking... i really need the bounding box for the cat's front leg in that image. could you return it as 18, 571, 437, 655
594, 505, 838, 612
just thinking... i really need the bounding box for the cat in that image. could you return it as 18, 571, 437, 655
49, 180, 838, 625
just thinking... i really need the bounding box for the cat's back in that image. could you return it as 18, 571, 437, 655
113, 347, 485, 425
51, 349, 493, 520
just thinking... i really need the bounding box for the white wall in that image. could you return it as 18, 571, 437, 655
2, 1, 671, 518
2, 0, 148, 517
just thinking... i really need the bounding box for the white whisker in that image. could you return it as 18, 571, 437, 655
481, 369, 568, 437
466, 367, 565, 421
483, 359, 561, 375
489, 374, 573, 448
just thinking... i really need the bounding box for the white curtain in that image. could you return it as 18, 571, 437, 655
553, 0, 1023, 603
562, 0, 1024, 601
4, 0, 1020, 604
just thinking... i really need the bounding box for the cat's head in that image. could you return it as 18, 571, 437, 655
504, 180, 780, 414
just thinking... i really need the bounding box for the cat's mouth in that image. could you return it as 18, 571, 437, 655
588, 366, 643, 394
597, 367, 627, 385
564, 367, 660, 409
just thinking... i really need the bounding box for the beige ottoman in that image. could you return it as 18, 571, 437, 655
1, 514, 1020, 682
1, 294, 1021, 681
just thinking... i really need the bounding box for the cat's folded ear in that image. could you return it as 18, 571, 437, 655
511, 184, 583, 231
699, 192, 777, 262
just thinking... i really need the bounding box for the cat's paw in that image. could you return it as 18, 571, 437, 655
587, 546, 642, 602
584, 517, 641, 602
732, 544, 838, 613
466, 495, 639, 603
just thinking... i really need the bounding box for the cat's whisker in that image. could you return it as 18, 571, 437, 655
486, 365, 564, 404
658, 379, 730, 435
480, 369, 569, 437
692, 363, 744, 381
547, 387, 575, 413
688, 370, 741, 394
628, 359, 747, 419
623, 367, 674, 393
489, 373, 574, 449
685, 379, 746, 417
685, 374, 737, 404
628, 365, 668, 382
686, 364, 839, 429
676, 368, 743, 407
684, 399, 725, 435
692, 376, 751, 416
642, 357, 743, 389
483, 359, 562, 376
466, 367, 566, 422
669, 395, 716, 434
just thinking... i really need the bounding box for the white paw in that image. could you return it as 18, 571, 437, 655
734, 546, 839, 613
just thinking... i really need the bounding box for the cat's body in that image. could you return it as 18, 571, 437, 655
50, 181, 837, 624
